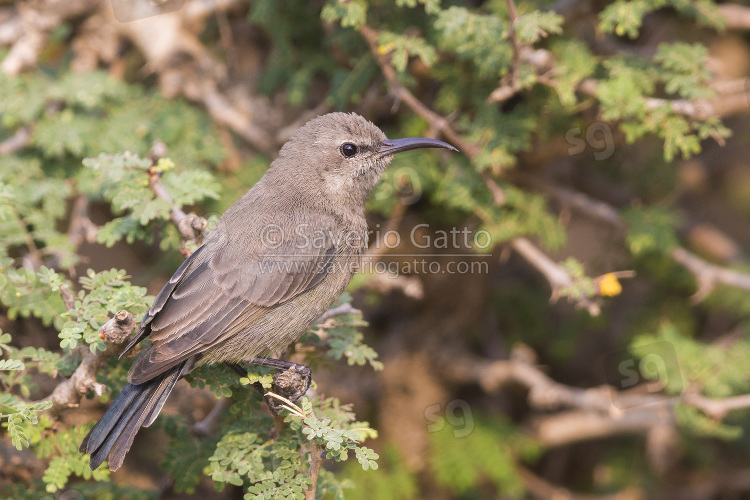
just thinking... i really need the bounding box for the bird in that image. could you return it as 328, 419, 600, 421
79, 112, 457, 471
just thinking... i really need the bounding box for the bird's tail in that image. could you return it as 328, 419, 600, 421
80, 360, 190, 471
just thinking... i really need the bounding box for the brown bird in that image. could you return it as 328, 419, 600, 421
79, 112, 457, 471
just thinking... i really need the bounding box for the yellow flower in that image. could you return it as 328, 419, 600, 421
599, 273, 622, 297
378, 43, 394, 55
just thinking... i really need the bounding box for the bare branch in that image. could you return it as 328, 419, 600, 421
579, 78, 750, 120
682, 392, 750, 420
671, 247, 750, 302
305, 442, 324, 500
527, 182, 750, 302
442, 344, 750, 447
1, 0, 98, 75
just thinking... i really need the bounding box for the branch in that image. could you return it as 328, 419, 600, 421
441, 345, 750, 448
41, 310, 136, 415
67, 194, 97, 252
528, 181, 750, 302
315, 303, 361, 324
518, 466, 640, 500
510, 237, 603, 315
578, 78, 750, 121
0, 126, 31, 155
192, 397, 231, 436
305, 441, 324, 500
1, 0, 98, 75
682, 392, 750, 420
358, 24, 479, 158
718, 4, 750, 30
487, 0, 523, 104
671, 247, 750, 302
146, 141, 208, 255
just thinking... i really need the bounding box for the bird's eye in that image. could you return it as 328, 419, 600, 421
341, 143, 358, 158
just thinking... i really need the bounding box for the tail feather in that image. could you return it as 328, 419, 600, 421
143, 365, 182, 428
79, 382, 141, 454
88, 386, 153, 471
80, 361, 187, 471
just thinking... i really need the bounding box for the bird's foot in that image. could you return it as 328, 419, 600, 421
227, 358, 312, 415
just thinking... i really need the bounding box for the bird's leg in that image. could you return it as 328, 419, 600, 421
224, 358, 312, 414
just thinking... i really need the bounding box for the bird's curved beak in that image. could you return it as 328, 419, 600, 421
378, 137, 458, 157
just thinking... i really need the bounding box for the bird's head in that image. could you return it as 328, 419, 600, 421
269, 112, 457, 208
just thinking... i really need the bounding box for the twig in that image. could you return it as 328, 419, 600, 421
0, 126, 31, 155
682, 392, 750, 420
193, 397, 231, 436
263, 391, 323, 499
510, 237, 602, 315
526, 181, 750, 302
59, 285, 75, 312
671, 247, 750, 302
362, 272, 424, 300
305, 441, 324, 500
579, 78, 750, 120
358, 24, 479, 158
487, 0, 522, 104
315, 303, 361, 324
146, 141, 208, 254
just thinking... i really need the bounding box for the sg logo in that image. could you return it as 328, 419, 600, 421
424, 399, 474, 438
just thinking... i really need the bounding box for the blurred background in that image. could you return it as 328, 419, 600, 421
2, 0, 750, 499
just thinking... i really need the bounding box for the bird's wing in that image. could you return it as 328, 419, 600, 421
125, 213, 339, 384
